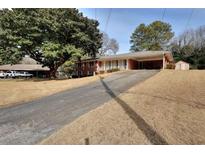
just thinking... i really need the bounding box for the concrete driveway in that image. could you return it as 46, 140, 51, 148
0, 70, 159, 144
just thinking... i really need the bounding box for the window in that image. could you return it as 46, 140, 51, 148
123, 60, 127, 69
116, 60, 118, 68
108, 61, 111, 69
90, 62, 94, 67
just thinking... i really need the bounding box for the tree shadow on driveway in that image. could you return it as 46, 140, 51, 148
99, 76, 168, 145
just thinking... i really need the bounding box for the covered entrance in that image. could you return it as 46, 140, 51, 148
128, 59, 164, 70
138, 60, 163, 69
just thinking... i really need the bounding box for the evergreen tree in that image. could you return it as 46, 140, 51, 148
130, 21, 174, 51
0, 9, 102, 78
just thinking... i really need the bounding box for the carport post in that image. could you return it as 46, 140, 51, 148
126, 59, 129, 70
163, 53, 165, 70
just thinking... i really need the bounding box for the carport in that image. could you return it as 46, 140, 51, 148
127, 51, 173, 70
128, 59, 163, 69
137, 60, 163, 69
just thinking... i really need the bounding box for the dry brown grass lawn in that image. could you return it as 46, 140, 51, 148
0, 73, 110, 107
40, 70, 205, 145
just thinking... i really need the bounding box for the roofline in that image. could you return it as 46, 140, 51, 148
0, 64, 50, 71
98, 51, 173, 61
76, 51, 173, 62
176, 60, 190, 64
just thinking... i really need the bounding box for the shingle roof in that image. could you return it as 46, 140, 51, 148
0, 55, 50, 71
0, 64, 49, 71
19, 56, 38, 64
176, 60, 190, 65
99, 51, 173, 61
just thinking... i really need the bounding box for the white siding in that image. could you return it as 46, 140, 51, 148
97, 59, 128, 71
175, 61, 189, 70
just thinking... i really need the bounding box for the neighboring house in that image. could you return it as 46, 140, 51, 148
0, 55, 50, 77
175, 61, 190, 70
74, 51, 174, 77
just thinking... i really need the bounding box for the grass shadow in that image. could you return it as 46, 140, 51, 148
99, 76, 168, 145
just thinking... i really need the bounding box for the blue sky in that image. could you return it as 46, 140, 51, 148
79, 8, 205, 54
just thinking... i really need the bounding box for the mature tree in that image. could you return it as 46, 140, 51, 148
108, 39, 119, 55
99, 32, 119, 55
130, 21, 174, 51
0, 8, 102, 78
60, 60, 76, 76
41, 42, 83, 77
170, 27, 205, 69
0, 17, 23, 64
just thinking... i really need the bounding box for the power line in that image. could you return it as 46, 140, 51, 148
104, 8, 112, 33
185, 9, 194, 30
162, 8, 166, 21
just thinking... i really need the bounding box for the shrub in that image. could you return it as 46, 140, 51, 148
99, 70, 105, 74
166, 63, 175, 69
107, 68, 120, 73
112, 68, 120, 72
107, 69, 112, 73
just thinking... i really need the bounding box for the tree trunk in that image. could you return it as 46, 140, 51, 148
48, 60, 67, 79
49, 67, 58, 79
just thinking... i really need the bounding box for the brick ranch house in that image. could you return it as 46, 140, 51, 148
74, 51, 173, 77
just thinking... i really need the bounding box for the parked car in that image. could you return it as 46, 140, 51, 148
5, 71, 19, 78
0, 72, 6, 78
19, 72, 33, 78
1, 71, 33, 79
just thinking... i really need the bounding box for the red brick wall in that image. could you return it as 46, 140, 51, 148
98, 61, 102, 67
75, 61, 97, 77
128, 59, 138, 69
